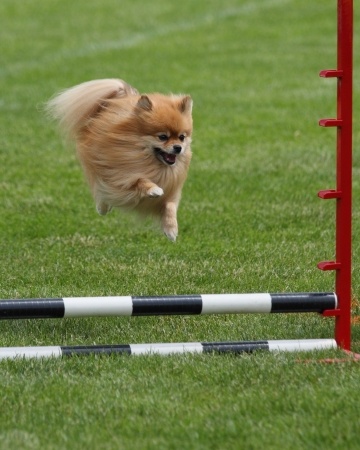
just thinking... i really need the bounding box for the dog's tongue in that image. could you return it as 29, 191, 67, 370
164, 154, 176, 164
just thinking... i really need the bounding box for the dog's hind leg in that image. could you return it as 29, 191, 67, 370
93, 185, 112, 215
96, 201, 112, 215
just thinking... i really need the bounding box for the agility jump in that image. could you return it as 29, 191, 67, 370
0, 0, 353, 358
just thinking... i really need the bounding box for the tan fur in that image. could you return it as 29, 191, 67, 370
46, 78, 193, 241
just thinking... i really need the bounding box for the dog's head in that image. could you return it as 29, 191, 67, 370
135, 94, 193, 167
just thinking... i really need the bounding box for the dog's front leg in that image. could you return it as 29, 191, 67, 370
135, 178, 164, 198
161, 201, 178, 242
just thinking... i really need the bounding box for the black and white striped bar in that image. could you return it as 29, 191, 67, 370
0, 339, 337, 360
0, 292, 337, 320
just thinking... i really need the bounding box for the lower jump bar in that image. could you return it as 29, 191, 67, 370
0, 339, 337, 360
0, 292, 337, 319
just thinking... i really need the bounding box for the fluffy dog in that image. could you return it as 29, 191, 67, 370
46, 79, 193, 241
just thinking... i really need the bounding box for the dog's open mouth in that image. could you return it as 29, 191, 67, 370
154, 148, 177, 166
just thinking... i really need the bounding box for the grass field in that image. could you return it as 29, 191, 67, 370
1, 0, 360, 449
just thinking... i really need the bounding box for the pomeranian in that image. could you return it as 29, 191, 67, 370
46, 78, 193, 241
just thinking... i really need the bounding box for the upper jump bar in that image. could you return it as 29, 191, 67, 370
0, 292, 337, 320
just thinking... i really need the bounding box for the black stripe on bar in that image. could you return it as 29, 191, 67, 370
0, 298, 65, 319
132, 295, 203, 316
61, 344, 132, 356
270, 292, 336, 313
202, 341, 269, 354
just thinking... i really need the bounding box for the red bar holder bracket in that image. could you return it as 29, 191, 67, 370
322, 309, 341, 317
317, 261, 341, 271
319, 69, 343, 78
318, 190, 342, 199
319, 118, 343, 127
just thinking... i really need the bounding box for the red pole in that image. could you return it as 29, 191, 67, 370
318, 0, 353, 350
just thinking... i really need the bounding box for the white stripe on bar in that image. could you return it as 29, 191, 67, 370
63, 296, 133, 317
130, 342, 204, 355
268, 339, 337, 352
0, 346, 62, 360
201, 293, 272, 314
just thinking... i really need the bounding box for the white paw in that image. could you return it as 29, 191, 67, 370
147, 186, 164, 197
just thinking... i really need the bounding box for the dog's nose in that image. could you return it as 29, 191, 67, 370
173, 145, 182, 154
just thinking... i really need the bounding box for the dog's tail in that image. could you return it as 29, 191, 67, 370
46, 79, 139, 138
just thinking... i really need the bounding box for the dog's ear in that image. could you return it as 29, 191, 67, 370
178, 95, 193, 114
137, 95, 153, 111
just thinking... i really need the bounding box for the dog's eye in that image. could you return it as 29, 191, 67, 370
179, 134, 185, 142
158, 134, 168, 142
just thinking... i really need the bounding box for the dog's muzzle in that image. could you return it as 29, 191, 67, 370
154, 146, 182, 166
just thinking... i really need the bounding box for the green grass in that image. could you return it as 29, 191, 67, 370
1, 0, 360, 449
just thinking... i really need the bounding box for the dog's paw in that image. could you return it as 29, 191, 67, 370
147, 186, 164, 197
96, 202, 112, 215
163, 225, 178, 242
164, 230, 178, 242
